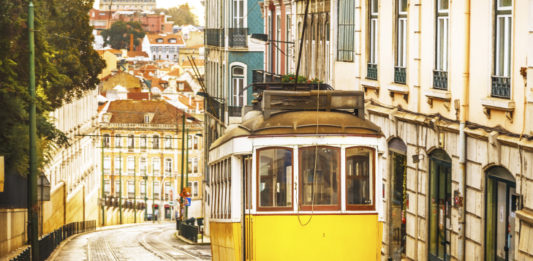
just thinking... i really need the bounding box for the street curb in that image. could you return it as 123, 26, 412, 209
46, 222, 152, 261
173, 232, 211, 246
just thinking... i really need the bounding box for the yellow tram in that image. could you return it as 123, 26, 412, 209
208, 85, 385, 261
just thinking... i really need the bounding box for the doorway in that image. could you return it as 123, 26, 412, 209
428, 150, 452, 261
485, 166, 516, 261
388, 138, 407, 260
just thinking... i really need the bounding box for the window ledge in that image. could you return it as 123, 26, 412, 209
424, 89, 451, 109
480, 97, 515, 121
387, 83, 409, 101
361, 80, 380, 94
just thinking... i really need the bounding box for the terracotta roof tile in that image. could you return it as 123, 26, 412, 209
146, 33, 185, 45
106, 100, 187, 124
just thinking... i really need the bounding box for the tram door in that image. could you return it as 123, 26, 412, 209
243, 156, 253, 261
485, 167, 516, 261
429, 151, 452, 261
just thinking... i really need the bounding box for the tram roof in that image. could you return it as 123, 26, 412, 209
210, 110, 383, 150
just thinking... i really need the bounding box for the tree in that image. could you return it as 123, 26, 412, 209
156, 4, 198, 26
0, 0, 104, 175
101, 21, 145, 50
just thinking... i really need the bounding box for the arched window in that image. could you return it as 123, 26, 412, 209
231, 66, 244, 106
164, 158, 172, 176
485, 166, 516, 261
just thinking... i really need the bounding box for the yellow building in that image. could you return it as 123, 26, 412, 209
99, 100, 203, 223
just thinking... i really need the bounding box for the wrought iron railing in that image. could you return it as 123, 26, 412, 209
394, 67, 406, 84
206, 96, 224, 122
228, 28, 248, 48
433, 70, 448, 90
10, 221, 97, 261
205, 28, 224, 47
228, 106, 242, 117
491, 76, 511, 99
252, 70, 282, 83
367, 63, 378, 80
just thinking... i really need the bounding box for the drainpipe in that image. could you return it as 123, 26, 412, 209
458, 0, 470, 259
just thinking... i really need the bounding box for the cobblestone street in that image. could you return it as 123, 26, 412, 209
50, 223, 211, 261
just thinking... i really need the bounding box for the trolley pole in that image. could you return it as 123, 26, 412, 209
27, 2, 39, 260
101, 138, 105, 226
179, 113, 186, 221
185, 129, 189, 219
152, 175, 155, 223
119, 151, 122, 224
144, 168, 147, 221
134, 158, 137, 223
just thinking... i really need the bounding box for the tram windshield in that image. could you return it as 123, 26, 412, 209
257, 148, 293, 210
300, 147, 340, 209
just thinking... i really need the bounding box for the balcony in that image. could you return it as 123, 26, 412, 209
228, 28, 248, 48
228, 106, 242, 117
394, 67, 406, 84
491, 76, 511, 99
252, 70, 282, 83
433, 70, 448, 90
205, 28, 224, 47
206, 96, 225, 122
366, 63, 377, 80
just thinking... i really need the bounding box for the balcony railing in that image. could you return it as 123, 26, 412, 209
228, 106, 242, 117
207, 96, 225, 122
252, 70, 282, 83
205, 28, 224, 47
491, 76, 510, 99
228, 28, 248, 48
367, 63, 378, 80
433, 70, 448, 90
394, 67, 406, 84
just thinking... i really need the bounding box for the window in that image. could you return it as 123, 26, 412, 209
140, 157, 147, 175
231, 66, 244, 106
140, 180, 146, 198
337, 0, 354, 62
434, 0, 449, 90
395, 0, 407, 84
104, 180, 110, 195
367, 0, 378, 80
128, 134, 134, 149
152, 135, 159, 149
193, 158, 199, 173
164, 135, 172, 149
104, 156, 111, 174
257, 148, 293, 210
128, 180, 135, 198
103, 134, 110, 147
154, 181, 160, 198
193, 181, 199, 197
492, 0, 512, 98
115, 134, 122, 148
194, 136, 199, 150
115, 180, 121, 197
140, 135, 147, 148
299, 147, 340, 210
127, 156, 135, 175
164, 158, 172, 176
152, 157, 160, 176
114, 157, 122, 175
346, 148, 374, 209
164, 182, 171, 200
232, 0, 244, 28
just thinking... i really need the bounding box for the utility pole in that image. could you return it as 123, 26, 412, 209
133, 154, 136, 223
185, 129, 189, 219
152, 173, 155, 223
144, 167, 147, 221
27, 2, 39, 260
179, 113, 186, 221
119, 151, 122, 224
101, 137, 105, 226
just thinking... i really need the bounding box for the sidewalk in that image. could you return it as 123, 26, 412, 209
174, 231, 211, 246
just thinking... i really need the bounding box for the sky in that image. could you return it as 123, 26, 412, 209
93, 0, 205, 25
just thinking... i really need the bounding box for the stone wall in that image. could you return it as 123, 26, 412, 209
0, 209, 27, 257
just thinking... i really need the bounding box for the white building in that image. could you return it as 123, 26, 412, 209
142, 34, 186, 62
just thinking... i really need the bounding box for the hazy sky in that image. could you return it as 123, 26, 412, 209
93, 0, 205, 25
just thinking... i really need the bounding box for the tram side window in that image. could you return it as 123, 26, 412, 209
257, 148, 293, 210
300, 147, 340, 210
346, 147, 374, 210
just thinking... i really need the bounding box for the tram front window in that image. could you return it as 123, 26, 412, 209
257, 148, 293, 210
300, 147, 340, 210
346, 147, 374, 209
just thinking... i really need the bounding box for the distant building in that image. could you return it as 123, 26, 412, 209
113, 11, 174, 34
142, 33, 186, 62
99, 100, 203, 222
99, 0, 156, 11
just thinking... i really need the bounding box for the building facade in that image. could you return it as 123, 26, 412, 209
99, 100, 203, 223
142, 33, 186, 62
324, 0, 533, 260
99, 0, 156, 11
